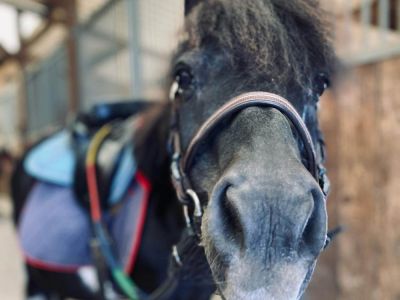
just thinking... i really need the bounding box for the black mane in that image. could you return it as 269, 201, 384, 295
184, 0, 336, 98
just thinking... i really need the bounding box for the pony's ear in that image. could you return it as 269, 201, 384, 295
185, 0, 200, 16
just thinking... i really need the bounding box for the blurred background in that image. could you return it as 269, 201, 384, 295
0, 0, 399, 299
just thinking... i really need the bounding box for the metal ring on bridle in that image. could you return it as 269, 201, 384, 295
186, 189, 202, 218
169, 81, 180, 101
182, 205, 191, 228
172, 245, 183, 267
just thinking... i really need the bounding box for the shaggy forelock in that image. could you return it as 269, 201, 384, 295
185, 0, 335, 95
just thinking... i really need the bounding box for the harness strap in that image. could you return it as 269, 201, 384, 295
86, 125, 140, 300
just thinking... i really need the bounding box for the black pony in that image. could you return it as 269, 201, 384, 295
12, 0, 336, 299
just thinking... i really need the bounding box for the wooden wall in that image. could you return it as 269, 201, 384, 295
307, 56, 400, 299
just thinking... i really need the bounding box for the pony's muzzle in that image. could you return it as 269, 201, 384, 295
206, 166, 327, 262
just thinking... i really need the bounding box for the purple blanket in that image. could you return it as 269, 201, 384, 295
18, 173, 150, 274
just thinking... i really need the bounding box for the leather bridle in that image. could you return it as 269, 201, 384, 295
168, 83, 328, 237
147, 82, 331, 300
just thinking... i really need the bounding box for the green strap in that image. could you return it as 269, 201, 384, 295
112, 269, 140, 300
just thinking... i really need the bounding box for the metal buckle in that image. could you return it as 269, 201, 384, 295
186, 189, 202, 218
182, 205, 191, 228
318, 164, 330, 196
169, 81, 179, 102
171, 152, 182, 180
172, 245, 183, 267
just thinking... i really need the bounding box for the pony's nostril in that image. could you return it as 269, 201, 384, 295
220, 186, 245, 250
299, 190, 327, 256
301, 205, 318, 247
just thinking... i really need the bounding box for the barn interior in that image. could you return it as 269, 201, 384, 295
0, 0, 399, 299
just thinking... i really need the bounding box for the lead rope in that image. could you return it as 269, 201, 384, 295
86, 125, 141, 300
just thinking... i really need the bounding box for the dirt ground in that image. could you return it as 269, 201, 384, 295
0, 194, 24, 300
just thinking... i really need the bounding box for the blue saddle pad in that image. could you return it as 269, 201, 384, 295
24, 131, 75, 186
24, 126, 138, 204
18, 174, 150, 274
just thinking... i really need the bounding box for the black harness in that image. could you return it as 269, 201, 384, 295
169, 83, 328, 238
146, 82, 331, 300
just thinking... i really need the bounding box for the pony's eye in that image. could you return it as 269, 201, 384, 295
314, 73, 330, 97
176, 69, 193, 91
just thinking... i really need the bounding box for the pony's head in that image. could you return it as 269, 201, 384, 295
170, 0, 335, 298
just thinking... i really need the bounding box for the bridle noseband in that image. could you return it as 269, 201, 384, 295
169, 86, 327, 237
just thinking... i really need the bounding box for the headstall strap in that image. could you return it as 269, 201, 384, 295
169, 82, 202, 238
318, 164, 330, 196
316, 129, 330, 196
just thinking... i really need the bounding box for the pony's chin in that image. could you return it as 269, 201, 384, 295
220, 287, 301, 300
218, 258, 312, 300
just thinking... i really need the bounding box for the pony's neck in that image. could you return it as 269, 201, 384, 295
132, 102, 185, 292
134, 102, 171, 180
134, 102, 182, 224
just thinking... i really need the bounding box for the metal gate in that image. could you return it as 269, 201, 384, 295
77, 0, 183, 108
